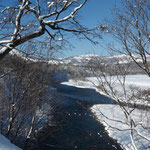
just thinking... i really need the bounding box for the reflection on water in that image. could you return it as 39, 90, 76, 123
54, 84, 116, 105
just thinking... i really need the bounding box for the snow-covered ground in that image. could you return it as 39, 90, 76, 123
62, 74, 150, 150
92, 104, 150, 150
0, 134, 21, 150
63, 74, 150, 106
62, 75, 150, 90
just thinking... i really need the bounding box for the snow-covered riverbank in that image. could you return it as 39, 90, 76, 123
0, 134, 21, 150
62, 74, 150, 150
63, 75, 150, 105
91, 104, 150, 150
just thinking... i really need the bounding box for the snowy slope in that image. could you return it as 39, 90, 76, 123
63, 54, 101, 65
62, 54, 150, 66
0, 134, 21, 150
9, 50, 150, 68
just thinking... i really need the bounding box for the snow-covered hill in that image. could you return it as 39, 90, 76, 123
57, 54, 150, 76
62, 54, 150, 66
9, 49, 150, 67
63, 54, 101, 65
7, 50, 150, 76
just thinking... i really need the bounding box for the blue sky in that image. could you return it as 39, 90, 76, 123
0, 0, 119, 58
62, 0, 118, 58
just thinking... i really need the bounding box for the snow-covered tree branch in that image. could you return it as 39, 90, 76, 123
89, 0, 150, 149
0, 0, 99, 60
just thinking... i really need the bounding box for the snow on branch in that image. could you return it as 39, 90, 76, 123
0, 0, 91, 60
11, 0, 30, 41
43, 0, 87, 24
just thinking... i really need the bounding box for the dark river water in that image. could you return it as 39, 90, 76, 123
38, 84, 123, 150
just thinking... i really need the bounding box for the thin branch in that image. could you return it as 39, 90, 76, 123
43, 0, 87, 25
11, 0, 30, 41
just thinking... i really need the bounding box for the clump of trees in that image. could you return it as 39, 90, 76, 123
0, 0, 101, 148
89, 0, 150, 149
108, 0, 150, 75
0, 54, 61, 149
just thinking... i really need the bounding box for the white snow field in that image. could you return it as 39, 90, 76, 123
92, 104, 150, 150
0, 134, 21, 150
62, 74, 150, 150
62, 75, 150, 90
63, 74, 150, 106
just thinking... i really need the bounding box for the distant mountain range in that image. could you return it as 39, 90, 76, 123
9, 49, 150, 66
60, 54, 149, 75
61, 54, 150, 66
9, 50, 149, 75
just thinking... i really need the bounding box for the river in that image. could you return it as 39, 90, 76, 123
38, 84, 123, 150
